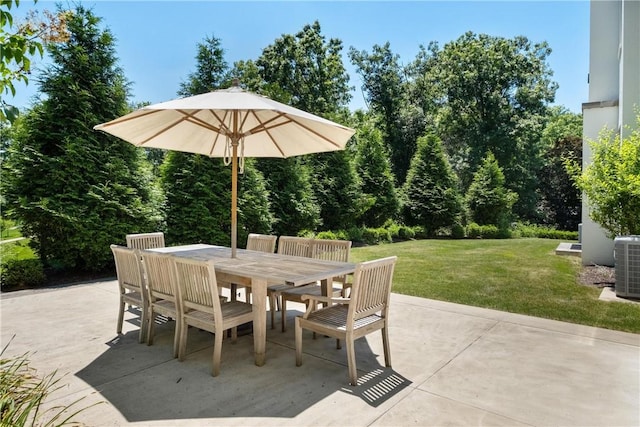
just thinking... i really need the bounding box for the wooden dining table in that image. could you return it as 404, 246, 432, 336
150, 244, 356, 366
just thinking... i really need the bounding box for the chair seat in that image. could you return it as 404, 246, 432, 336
184, 301, 253, 332
152, 298, 177, 316
121, 290, 144, 305
303, 305, 384, 331
281, 284, 342, 299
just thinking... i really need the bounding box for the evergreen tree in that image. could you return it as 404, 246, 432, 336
402, 134, 463, 236
466, 152, 518, 227
161, 35, 272, 244
1, 5, 163, 271
160, 153, 272, 246
309, 149, 363, 231
255, 158, 320, 236
247, 22, 361, 232
354, 118, 399, 227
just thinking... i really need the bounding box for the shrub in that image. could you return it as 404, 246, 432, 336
315, 230, 351, 240
397, 225, 415, 240
512, 223, 579, 240
466, 223, 501, 239
346, 227, 364, 244
412, 226, 429, 239
568, 114, 640, 238
0, 259, 45, 290
451, 223, 466, 239
362, 227, 392, 245
1, 339, 97, 425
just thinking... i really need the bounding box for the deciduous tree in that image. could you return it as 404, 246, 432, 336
411, 32, 557, 220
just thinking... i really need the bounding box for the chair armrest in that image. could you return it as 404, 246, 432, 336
300, 294, 350, 305
301, 295, 350, 318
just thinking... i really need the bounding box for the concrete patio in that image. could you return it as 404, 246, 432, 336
1, 279, 638, 426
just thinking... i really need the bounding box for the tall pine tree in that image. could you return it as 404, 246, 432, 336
161, 35, 272, 246
354, 117, 399, 227
402, 134, 463, 236
2, 5, 163, 272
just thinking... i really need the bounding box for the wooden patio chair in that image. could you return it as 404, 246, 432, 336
295, 256, 397, 386
139, 250, 181, 357
278, 239, 352, 332
228, 233, 278, 302
267, 236, 314, 328
110, 244, 148, 343
246, 233, 278, 253
126, 232, 165, 250
173, 257, 254, 377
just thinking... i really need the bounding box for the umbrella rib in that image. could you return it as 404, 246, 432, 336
181, 110, 228, 134
246, 111, 346, 150
286, 116, 346, 149
245, 112, 290, 136
96, 109, 161, 128
247, 111, 287, 157
203, 110, 233, 157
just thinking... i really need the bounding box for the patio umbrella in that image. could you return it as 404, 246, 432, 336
94, 82, 355, 257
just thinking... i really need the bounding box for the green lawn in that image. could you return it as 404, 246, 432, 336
351, 239, 640, 334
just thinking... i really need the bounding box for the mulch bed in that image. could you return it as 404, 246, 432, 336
578, 264, 615, 288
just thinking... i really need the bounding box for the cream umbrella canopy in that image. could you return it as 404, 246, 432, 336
94, 83, 355, 257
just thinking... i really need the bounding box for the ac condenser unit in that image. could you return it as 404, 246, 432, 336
614, 236, 640, 298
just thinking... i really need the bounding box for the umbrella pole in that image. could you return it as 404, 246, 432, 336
231, 141, 238, 258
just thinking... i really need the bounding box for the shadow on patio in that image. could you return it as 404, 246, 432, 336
74, 308, 412, 423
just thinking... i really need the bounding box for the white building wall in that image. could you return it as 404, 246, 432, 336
582, 0, 640, 266
581, 105, 617, 265
620, 0, 640, 139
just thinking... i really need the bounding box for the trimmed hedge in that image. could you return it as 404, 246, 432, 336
0, 258, 46, 290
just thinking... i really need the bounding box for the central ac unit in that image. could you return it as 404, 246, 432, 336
614, 236, 640, 298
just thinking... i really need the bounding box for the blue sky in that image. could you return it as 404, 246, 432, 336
9, 1, 590, 113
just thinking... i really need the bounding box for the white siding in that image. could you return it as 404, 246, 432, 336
582, 0, 640, 266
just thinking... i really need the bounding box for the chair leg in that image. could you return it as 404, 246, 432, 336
117, 300, 125, 334
346, 336, 358, 386
138, 305, 147, 344
295, 318, 303, 366
172, 319, 180, 358
146, 310, 155, 346
212, 328, 223, 377
231, 327, 238, 343
382, 326, 391, 367
281, 297, 287, 332
178, 318, 188, 361
269, 293, 276, 329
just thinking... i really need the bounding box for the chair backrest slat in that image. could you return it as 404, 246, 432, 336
246, 233, 277, 253
349, 256, 397, 322
110, 245, 144, 293
311, 239, 352, 284
126, 232, 165, 250
277, 236, 313, 257
140, 250, 176, 301
173, 257, 221, 317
